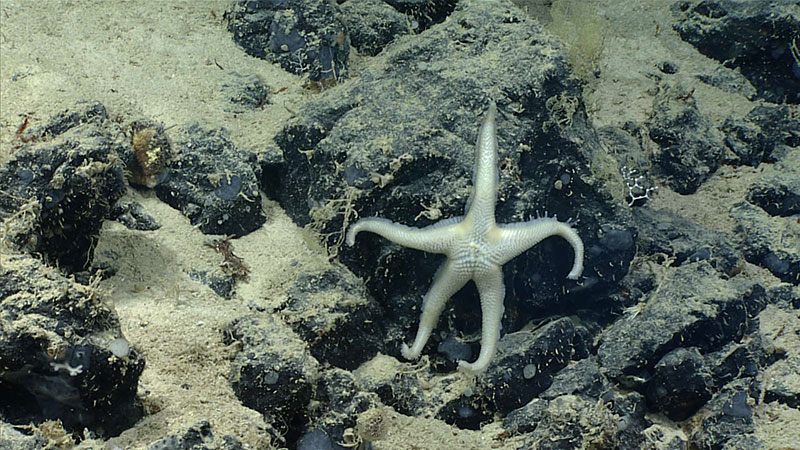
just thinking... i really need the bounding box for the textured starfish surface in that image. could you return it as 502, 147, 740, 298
346, 102, 585, 373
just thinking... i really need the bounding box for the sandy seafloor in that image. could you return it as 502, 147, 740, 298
0, 1, 798, 449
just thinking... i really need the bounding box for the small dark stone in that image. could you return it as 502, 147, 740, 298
689, 379, 762, 450
296, 429, 335, 450
511, 395, 619, 448
695, 65, 758, 99
189, 271, 236, 299
722, 391, 751, 418
721, 116, 771, 166
503, 398, 548, 435
706, 342, 761, 387
763, 359, 800, 409
598, 262, 766, 386
436, 396, 491, 430
356, 360, 426, 416
632, 207, 741, 276
658, 61, 679, 74
221, 72, 269, 113
111, 200, 161, 231
214, 174, 243, 201
147, 421, 214, 450
540, 358, 610, 401
604, 391, 650, 449
437, 336, 472, 363
747, 171, 800, 217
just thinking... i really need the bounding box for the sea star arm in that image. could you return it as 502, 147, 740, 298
457, 266, 505, 374
494, 219, 585, 279
464, 102, 498, 220
401, 259, 471, 360
346, 216, 463, 254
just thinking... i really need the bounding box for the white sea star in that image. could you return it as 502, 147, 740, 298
347, 102, 584, 373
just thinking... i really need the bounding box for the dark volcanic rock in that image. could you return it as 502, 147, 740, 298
353, 355, 428, 416
753, 106, 800, 156
226, 0, 349, 81
746, 155, 800, 218
0, 253, 145, 437
308, 368, 381, 444
432, 335, 474, 372
673, 0, 800, 104
721, 115, 773, 167
382, 0, 459, 32
477, 318, 580, 414
648, 83, 725, 194
763, 359, 800, 409
759, 305, 800, 411
503, 397, 547, 435
748, 176, 800, 218
154, 124, 265, 237
225, 315, 319, 440
504, 389, 648, 447
295, 428, 340, 450
694, 64, 758, 100
567, 226, 636, 311
315, 368, 378, 417
730, 201, 800, 285
645, 347, 713, 421
539, 357, 611, 401
147, 421, 227, 450
221, 72, 269, 113
436, 396, 492, 430
110, 200, 161, 231
510, 395, 619, 449
705, 341, 763, 389
189, 270, 236, 300
340, 0, 411, 57
722, 104, 800, 166
0, 101, 128, 273
597, 261, 766, 387
688, 379, 764, 450
604, 391, 651, 450
280, 267, 386, 370
146, 420, 250, 450
632, 206, 740, 276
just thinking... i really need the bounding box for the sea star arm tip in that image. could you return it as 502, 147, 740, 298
495, 219, 585, 279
